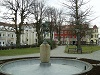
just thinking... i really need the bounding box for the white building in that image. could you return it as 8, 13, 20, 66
20, 26, 38, 45
0, 26, 16, 46
0, 22, 38, 46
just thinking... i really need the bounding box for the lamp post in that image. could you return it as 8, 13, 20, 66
75, 29, 82, 53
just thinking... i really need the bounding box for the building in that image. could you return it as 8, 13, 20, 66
0, 22, 99, 46
90, 25, 99, 44
98, 38, 100, 45
0, 22, 37, 46
0, 26, 16, 46
54, 25, 99, 45
20, 26, 38, 45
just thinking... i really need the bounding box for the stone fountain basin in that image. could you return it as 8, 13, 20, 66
0, 58, 92, 75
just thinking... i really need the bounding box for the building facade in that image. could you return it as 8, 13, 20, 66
90, 25, 99, 44
0, 22, 99, 46
0, 27, 16, 46
0, 22, 38, 46
54, 25, 99, 45
20, 26, 38, 45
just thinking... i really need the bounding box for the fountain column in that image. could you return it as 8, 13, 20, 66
40, 40, 51, 66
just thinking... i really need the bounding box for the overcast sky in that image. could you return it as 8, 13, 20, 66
0, 0, 100, 35
47, 0, 100, 37
47, 0, 100, 27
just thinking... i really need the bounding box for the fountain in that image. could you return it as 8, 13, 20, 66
0, 41, 93, 75
0, 22, 92, 75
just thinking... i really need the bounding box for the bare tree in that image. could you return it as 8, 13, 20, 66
55, 9, 65, 45
45, 7, 55, 41
30, 0, 47, 45
45, 7, 65, 45
44, 7, 56, 48
63, 0, 92, 53
2, 0, 34, 47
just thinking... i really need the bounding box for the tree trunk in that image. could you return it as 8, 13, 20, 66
77, 32, 82, 53
75, 0, 82, 53
36, 21, 42, 46
58, 25, 61, 45
16, 32, 21, 48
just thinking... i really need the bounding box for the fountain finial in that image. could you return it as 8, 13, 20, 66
40, 40, 51, 66
40, 21, 51, 66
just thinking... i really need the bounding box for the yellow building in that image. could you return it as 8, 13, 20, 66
90, 25, 99, 44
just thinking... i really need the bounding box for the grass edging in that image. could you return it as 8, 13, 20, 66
65, 45, 100, 54
0, 47, 40, 56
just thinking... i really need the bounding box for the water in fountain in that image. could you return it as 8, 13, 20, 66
0, 42, 92, 75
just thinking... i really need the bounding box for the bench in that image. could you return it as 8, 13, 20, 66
68, 48, 78, 53
68, 48, 82, 53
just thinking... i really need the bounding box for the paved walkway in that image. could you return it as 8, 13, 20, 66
0, 46, 100, 61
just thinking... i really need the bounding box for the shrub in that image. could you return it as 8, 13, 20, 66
46, 39, 57, 49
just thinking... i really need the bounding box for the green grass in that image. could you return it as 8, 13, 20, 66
65, 45, 100, 54
0, 47, 40, 56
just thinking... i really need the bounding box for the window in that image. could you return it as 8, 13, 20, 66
95, 34, 96, 38
97, 35, 98, 38
12, 34, 13, 37
91, 35, 93, 38
70, 35, 72, 38
0, 33, 1, 37
95, 29, 96, 32
3, 42, 4, 44
74, 35, 76, 38
60, 31, 63, 34
68, 31, 70, 34
35, 39, 37, 42
3, 34, 5, 37
97, 29, 98, 33
8, 34, 10, 37
11, 42, 13, 44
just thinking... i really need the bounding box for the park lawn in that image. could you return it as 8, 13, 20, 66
65, 45, 100, 54
0, 47, 40, 56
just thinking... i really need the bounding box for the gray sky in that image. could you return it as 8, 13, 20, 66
0, 0, 100, 36
47, 0, 100, 37
47, 0, 100, 26
0, 0, 100, 26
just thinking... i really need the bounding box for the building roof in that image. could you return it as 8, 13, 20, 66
61, 24, 89, 31
93, 25, 98, 29
0, 22, 14, 27
0, 22, 35, 28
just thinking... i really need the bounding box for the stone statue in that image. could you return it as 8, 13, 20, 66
42, 21, 50, 39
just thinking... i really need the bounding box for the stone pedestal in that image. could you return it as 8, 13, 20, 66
40, 42, 50, 63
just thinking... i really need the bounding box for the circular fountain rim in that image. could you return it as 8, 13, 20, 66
0, 57, 93, 75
